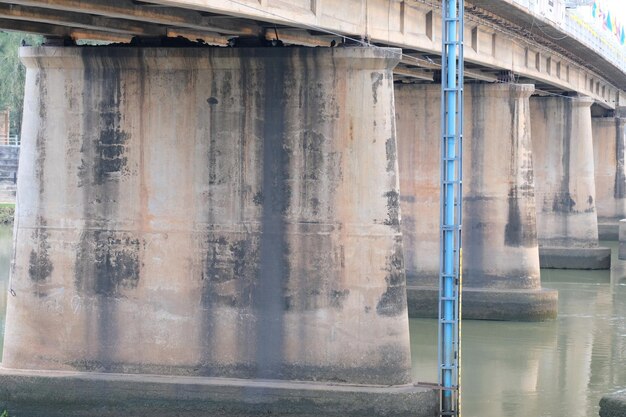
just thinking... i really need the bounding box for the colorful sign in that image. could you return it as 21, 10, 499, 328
592, 0, 626, 45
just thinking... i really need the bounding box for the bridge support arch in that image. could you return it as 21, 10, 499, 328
0, 46, 436, 416
395, 82, 558, 321
530, 96, 611, 269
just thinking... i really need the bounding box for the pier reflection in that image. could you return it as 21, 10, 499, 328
411, 241, 626, 417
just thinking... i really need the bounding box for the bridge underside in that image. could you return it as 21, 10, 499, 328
0, 0, 622, 111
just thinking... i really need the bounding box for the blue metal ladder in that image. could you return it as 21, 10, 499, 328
439, 0, 464, 416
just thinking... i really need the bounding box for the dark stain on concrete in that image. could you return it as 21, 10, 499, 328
95, 127, 128, 184
504, 93, 536, 248
371, 72, 383, 104
505, 187, 536, 247
383, 190, 400, 230
552, 191, 576, 212
75, 231, 142, 297
94, 234, 141, 296
207, 97, 219, 105
28, 217, 53, 284
376, 239, 407, 317
385, 137, 397, 173
254, 52, 290, 379
252, 191, 264, 206
302, 131, 325, 181
470, 86, 486, 193
35, 70, 48, 197
206, 77, 221, 187
201, 236, 257, 308
310, 197, 320, 216
79, 67, 129, 186
329, 289, 350, 309
554, 99, 576, 213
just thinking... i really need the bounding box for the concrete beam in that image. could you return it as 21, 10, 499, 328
0, 0, 260, 35
166, 28, 229, 45
465, 69, 499, 82
393, 66, 433, 81
0, 3, 166, 35
0, 16, 66, 36
263, 29, 340, 47
0, 16, 134, 41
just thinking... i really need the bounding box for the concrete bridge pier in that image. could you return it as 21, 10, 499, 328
530, 96, 611, 269
395, 83, 557, 321
592, 115, 626, 240
0, 46, 436, 416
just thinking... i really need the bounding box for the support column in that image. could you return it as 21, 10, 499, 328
530, 96, 611, 269
592, 116, 626, 240
0, 46, 436, 416
396, 83, 557, 321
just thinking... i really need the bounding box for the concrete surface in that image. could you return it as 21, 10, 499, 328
395, 82, 557, 321
600, 390, 626, 417
0, 367, 438, 417
531, 95, 610, 269
592, 117, 626, 240
407, 286, 558, 321
539, 247, 612, 269
620, 219, 626, 260
599, 222, 620, 241
3, 46, 415, 387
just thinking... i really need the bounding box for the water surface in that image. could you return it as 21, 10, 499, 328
0, 226, 12, 358
411, 241, 626, 417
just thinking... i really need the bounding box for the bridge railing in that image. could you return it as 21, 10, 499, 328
508, 0, 626, 77
0, 135, 20, 147
565, 9, 626, 75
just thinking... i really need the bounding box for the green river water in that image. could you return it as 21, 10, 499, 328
0, 226, 624, 416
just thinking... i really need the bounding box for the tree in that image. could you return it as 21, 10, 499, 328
0, 32, 42, 137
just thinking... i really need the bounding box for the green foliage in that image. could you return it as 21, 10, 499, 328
1, 409, 9, 417
0, 205, 14, 224
0, 31, 42, 135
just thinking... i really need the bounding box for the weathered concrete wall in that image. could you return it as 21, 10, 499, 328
592, 117, 626, 240
2, 46, 413, 386
530, 96, 610, 269
395, 84, 439, 286
396, 83, 557, 321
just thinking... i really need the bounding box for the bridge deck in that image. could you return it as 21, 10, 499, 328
0, 0, 623, 108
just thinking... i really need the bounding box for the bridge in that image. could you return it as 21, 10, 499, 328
0, 0, 625, 416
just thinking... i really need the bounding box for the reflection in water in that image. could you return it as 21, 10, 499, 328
0, 228, 624, 416
0, 225, 13, 357
412, 241, 626, 417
